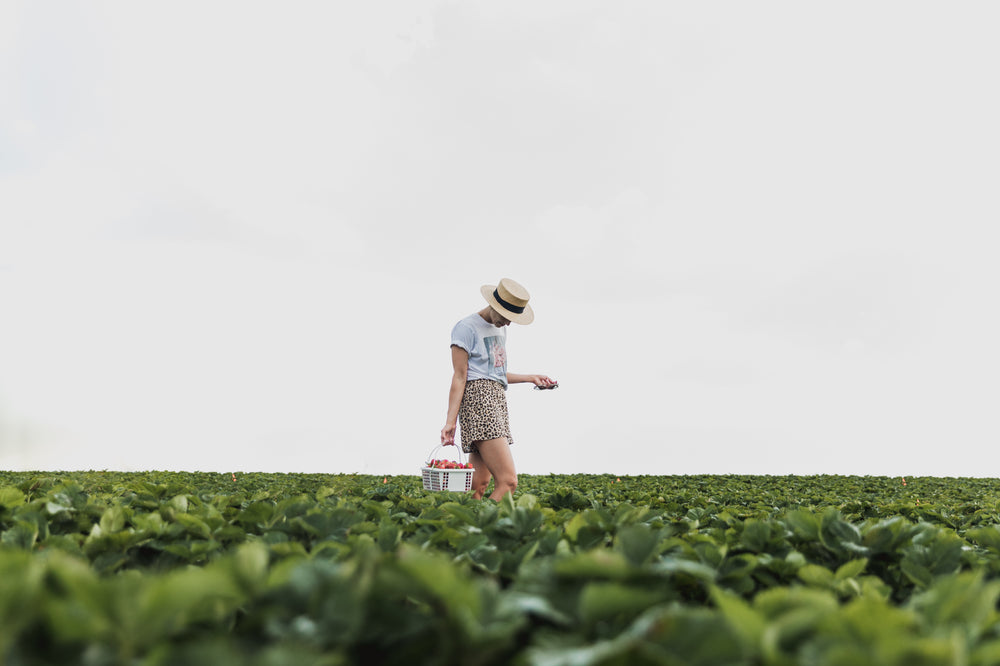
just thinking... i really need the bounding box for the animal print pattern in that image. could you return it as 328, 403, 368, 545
459, 379, 513, 453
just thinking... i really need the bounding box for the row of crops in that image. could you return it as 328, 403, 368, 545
2, 471, 1000, 664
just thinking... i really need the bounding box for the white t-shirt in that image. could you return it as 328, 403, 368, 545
450, 313, 508, 388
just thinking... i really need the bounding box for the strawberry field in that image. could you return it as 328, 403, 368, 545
3, 471, 1000, 664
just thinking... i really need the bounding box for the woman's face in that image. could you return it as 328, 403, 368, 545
488, 308, 511, 328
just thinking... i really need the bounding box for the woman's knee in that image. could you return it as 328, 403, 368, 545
495, 473, 518, 492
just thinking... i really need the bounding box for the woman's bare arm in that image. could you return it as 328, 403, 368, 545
506, 373, 557, 388
441, 345, 469, 445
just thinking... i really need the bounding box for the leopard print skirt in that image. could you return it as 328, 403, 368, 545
459, 379, 513, 453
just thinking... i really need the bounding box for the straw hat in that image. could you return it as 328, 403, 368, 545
481, 278, 534, 325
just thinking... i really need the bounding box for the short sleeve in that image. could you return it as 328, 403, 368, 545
450, 320, 476, 354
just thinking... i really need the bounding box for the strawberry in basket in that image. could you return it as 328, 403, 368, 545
427, 459, 473, 469
422, 446, 475, 491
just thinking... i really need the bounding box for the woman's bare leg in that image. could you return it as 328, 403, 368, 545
468, 450, 492, 499
474, 438, 517, 500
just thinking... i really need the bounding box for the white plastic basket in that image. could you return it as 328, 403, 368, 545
421, 445, 475, 492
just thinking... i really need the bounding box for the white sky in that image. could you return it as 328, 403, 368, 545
2, 1, 998, 477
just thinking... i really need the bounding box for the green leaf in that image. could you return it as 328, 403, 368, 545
548, 486, 589, 510
740, 519, 772, 553
972, 639, 1000, 666
819, 509, 866, 554
820, 595, 918, 649
132, 511, 167, 537
497, 591, 572, 626
499, 492, 516, 515
269, 541, 308, 558
630, 605, 746, 665
754, 586, 839, 619
41, 534, 85, 557
563, 511, 588, 542
899, 558, 933, 589
554, 549, 630, 580
615, 524, 659, 566
523, 635, 633, 666
835, 558, 868, 581
564, 512, 606, 550
785, 510, 820, 540
718, 552, 757, 579
0, 486, 25, 509
578, 582, 667, 626
908, 571, 1000, 630
757, 590, 839, 662
45, 501, 73, 515
315, 485, 337, 500
711, 586, 765, 654
126, 567, 241, 650
168, 494, 189, 513
902, 528, 963, 581
967, 526, 1000, 553
439, 502, 477, 525
0, 551, 44, 657
174, 512, 212, 539
100, 505, 126, 534
43, 559, 114, 642
650, 557, 718, 583
1, 521, 39, 550
230, 541, 269, 592
468, 544, 502, 574
798, 564, 835, 588
862, 516, 918, 554
516, 493, 539, 511
91, 550, 129, 574
758, 550, 805, 579
394, 545, 483, 624
376, 521, 400, 552
235, 501, 276, 528
693, 539, 725, 568
498, 504, 544, 542
502, 540, 541, 576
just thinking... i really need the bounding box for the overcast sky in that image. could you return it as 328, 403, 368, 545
2, 2, 998, 478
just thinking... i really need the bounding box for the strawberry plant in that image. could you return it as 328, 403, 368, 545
2, 471, 1000, 662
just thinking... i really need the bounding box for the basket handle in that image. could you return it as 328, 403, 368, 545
426, 444, 466, 465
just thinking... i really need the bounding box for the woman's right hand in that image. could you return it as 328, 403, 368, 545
441, 424, 457, 446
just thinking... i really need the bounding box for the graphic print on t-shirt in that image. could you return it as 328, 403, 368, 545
484, 335, 506, 381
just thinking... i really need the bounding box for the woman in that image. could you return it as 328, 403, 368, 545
440, 278, 557, 500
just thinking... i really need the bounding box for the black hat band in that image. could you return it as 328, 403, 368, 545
493, 289, 526, 314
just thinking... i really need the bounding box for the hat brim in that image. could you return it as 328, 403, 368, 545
481, 284, 534, 325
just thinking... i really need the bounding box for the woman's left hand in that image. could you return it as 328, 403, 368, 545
531, 375, 558, 389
